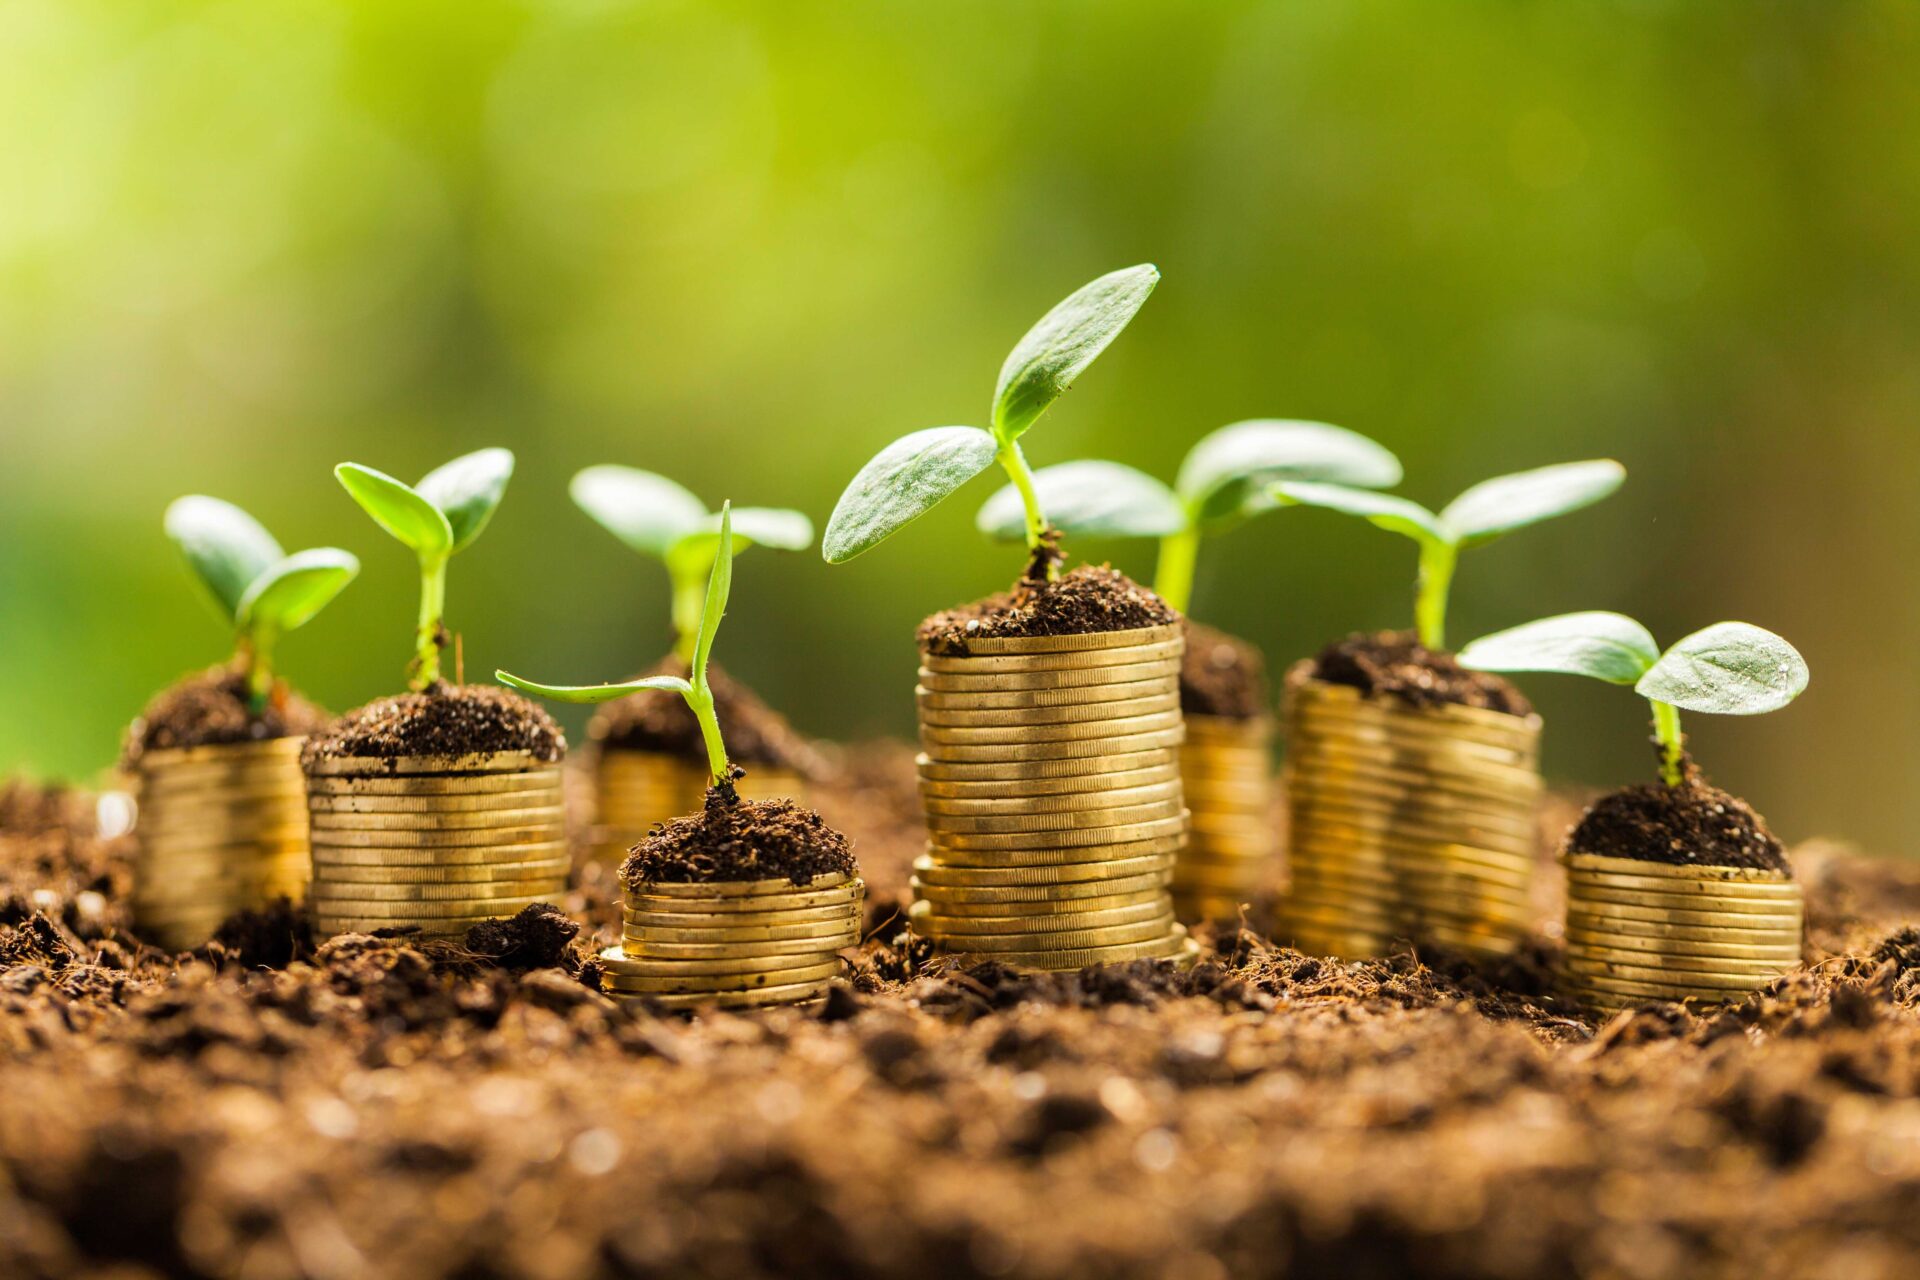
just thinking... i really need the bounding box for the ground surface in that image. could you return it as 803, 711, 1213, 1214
4, 750, 1920, 1280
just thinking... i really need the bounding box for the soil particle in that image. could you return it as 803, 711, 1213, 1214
463, 904, 580, 972
302, 684, 565, 765
623, 789, 857, 889
1568, 778, 1789, 873
203, 899, 309, 970
918, 565, 1178, 655
1310, 629, 1533, 716
589, 658, 823, 775
1180, 620, 1270, 719
122, 664, 328, 767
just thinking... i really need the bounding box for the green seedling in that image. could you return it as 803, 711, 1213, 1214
823, 264, 1159, 581
334, 448, 515, 690
164, 496, 359, 711
1270, 460, 1626, 651
974, 420, 1402, 614
1459, 612, 1809, 787
570, 465, 811, 663
499, 505, 738, 790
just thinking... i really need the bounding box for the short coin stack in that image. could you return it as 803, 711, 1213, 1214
1283, 671, 1543, 960
132, 737, 311, 950
591, 750, 805, 866
911, 623, 1198, 970
600, 872, 863, 1008
304, 750, 568, 937
1559, 850, 1803, 1010
1171, 714, 1278, 920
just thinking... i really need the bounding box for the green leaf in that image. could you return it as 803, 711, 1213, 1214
237, 548, 360, 635
1458, 612, 1660, 685
992, 264, 1159, 440
822, 425, 999, 563
723, 507, 814, 552
416, 447, 515, 553
975, 461, 1184, 542
335, 464, 453, 559
495, 671, 694, 705
570, 465, 710, 559
1267, 481, 1447, 544
1178, 420, 1403, 526
1438, 459, 1625, 547
1636, 622, 1809, 715
164, 496, 285, 622
691, 503, 733, 687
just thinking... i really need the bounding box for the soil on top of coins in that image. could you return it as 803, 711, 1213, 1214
302, 683, 566, 765
1310, 628, 1533, 716
1569, 775, 1789, 873
121, 664, 328, 766
1179, 621, 1270, 720
590, 658, 823, 774
623, 787, 856, 888
918, 564, 1178, 655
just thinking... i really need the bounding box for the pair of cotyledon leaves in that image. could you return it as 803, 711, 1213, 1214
165, 498, 358, 640
822, 264, 1161, 563
1265, 460, 1626, 552
569, 466, 812, 578
1459, 612, 1809, 716
335, 448, 517, 563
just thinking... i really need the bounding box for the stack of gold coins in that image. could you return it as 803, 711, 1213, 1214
1172, 715, 1278, 920
131, 737, 311, 949
304, 751, 568, 937
1283, 671, 1543, 960
590, 750, 805, 865
1559, 850, 1803, 1010
600, 872, 863, 1009
911, 623, 1198, 970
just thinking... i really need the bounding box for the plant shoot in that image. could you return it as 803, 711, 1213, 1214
164, 496, 359, 711
335, 448, 514, 690
1459, 612, 1809, 786
1271, 460, 1625, 650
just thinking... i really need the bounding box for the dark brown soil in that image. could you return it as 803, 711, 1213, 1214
302, 683, 565, 765
1310, 629, 1534, 716
589, 658, 823, 775
1569, 777, 1790, 873
1179, 620, 1270, 720
918, 565, 1178, 656
121, 664, 328, 767
623, 789, 858, 888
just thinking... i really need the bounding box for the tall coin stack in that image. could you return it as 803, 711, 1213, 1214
1283, 671, 1543, 960
1559, 850, 1803, 1010
600, 872, 863, 1009
911, 623, 1198, 969
132, 737, 311, 950
304, 750, 569, 937
590, 750, 805, 865
1172, 715, 1278, 920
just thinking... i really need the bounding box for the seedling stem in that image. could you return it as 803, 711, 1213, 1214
415, 553, 449, 688
1652, 700, 1685, 787
1415, 539, 1457, 651
1153, 527, 1201, 615
996, 440, 1054, 578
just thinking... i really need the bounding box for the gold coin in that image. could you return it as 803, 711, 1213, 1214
304, 751, 554, 777
1562, 946, 1797, 978
1289, 755, 1542, 807
920, 780, 1183, 818
929, 624, 1183, 656
602, 960, 844, 994
1563, 972, 1765, 1004
310, 877, 567, 903
136, 772, 307, 800
924, 798, 1186, 836
915, 677, 1177, 713
916, 694, 1181, 730
1183, 716, 1273, 745
313, 901, 563, 931
917, 926, 1190, 970
921, 729, 1187, 767
1287, 796, 1538, 847
922, 913, 1174, 952
918, 764, 1181, 802
1284, 837, 1534, 889
624, 904, 860, 931
305, 789, 564, 815
607, 978, 833, 1010
1560, 930, 1800, 963
911, 898, 1170, 935
915, 659, 1182, 693
620, 934, 856, 961
1289, 708, 1541, 760
1566, 898, 1802, 931
1287, 817, 1534, 866
622, 915, 860, 944
1563, 918, 1802, 949
1285, 830, 1536, 881
309, 840, 568, 866
920, 640, 1184, 674
306, 771, 562, 799
1567, 884, 1802, 916
1563, 869, 1798, 899
315, 891, 566, 917
598, 944, 829, 977
138, 738, 306, 769
315, 858, 573, 884
1283, 867, 1530, 911
1288, 777, 1540, 831
911, 850, 1174, 886
626, 873, 855, 898
925, 834, 1185, 870
914, 886, 1168, 918
925, 813, 1188, 853
624, 888, 863, 915
1562, 851, 1793, 885
306, 824, 566, 850
1290, 679, 1543, 740
913, 748, 1177, 783
912, 868, 1170, 904
305, 806, 565, 832
919, 709, 1184, 747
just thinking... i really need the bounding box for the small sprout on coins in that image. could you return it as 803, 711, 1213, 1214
1458, 612, 1809, 787
334, 448, 514, 689
1270, 460, 1625, 650
164, 496, 359, 710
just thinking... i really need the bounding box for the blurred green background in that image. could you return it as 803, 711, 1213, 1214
3, 0, 1916, 854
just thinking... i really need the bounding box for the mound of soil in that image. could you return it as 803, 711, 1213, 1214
1180, 621, 1270, 720
919, 565, 1177, 655
1310, 629, 1533, 716
303, 684, 565, 765
589, 658, 822, 775
624, 789, 856, 889
1570, 777, 1789, 873
122, 665, 328, 767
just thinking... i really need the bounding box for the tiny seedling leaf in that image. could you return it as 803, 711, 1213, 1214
665, 508, 814, 585
570, 465, 710, 559
237, 548, 360, 635
1178, 421, 1404, 527
992, 264, 1159, 441
495, 672, 694, 704
415, 447, 515, 553
164, 496, 285, 622
1636, 622, 1809, 716
1268, 481, 1447, 544
976, 461, 1184, 542
822, 425, 999, 563
336, 464, 454, 559
1458, 612, 1661, 685
691, 504, 734, 687
1438, 460, 1625, 547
